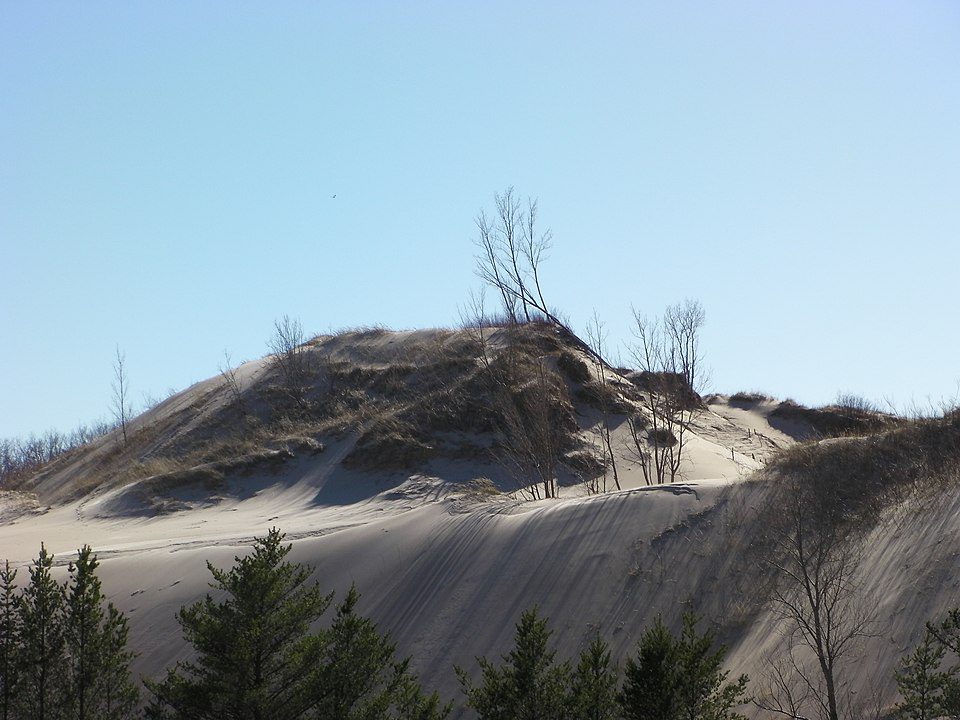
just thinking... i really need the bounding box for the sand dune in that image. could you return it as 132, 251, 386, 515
2, 329, 954, 716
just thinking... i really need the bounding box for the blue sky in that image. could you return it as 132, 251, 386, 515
2, 2, 959, 438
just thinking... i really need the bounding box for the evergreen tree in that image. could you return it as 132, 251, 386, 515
146, 528, 334, 719
931, 609, 960, 656
896, 627, 959, 720
621, 617, 681, 720
146, 528, 447, 720
0, 561, 19, 720
456, 606, 571, 720
620, 614, 748, 720
674, 614, 748, 720
15, 545, 66, 720
568, 633, 619, 720
99, 604, 140, 718
311, 585, 449, 720
63, 546, 138, 720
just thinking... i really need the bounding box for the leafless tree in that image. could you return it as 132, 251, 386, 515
627, 299, 705, 483
267, 315, 312, 409
762, 477, 876, 720
494, 357, 567, 499
473, 187, 563, 328
111, 346, 132, 445
585, 311, 620, 492
458, 288, 494, 371
219, 350, 246, 415
460, 295, 568, 499
754, 648, 816, 720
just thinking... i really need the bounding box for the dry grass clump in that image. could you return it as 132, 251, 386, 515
135, 446, 302, 488
563, 449, 605, 479
771, 399, 899, 438
341, 417, 433, 471
331, 324, 393, 339
139, 466, 226, 495
728, 391, 773, 406
556, 350, 591, 384
329, 364, 416, 399
400, 385, 498, 436
461, 477, 501, 497
765, 411, 960, 529
628, 371, 703, 410
647, 428, 678, 447
575, 380, 634, 414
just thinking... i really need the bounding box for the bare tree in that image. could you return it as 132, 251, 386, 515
460, 295, 568, 500
762, 477, 876, 720
494, 357, 567, 500
627, 300, 705, 484
754, 649, 816, 720
473, 187, 563, 328
219, 350, 246, 415
267, 315, 312, 409
111, 346, 132, 445
458, 288, 494, 371
585, 311, 620, 493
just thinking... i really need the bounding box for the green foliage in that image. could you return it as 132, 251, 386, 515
674, 614, 748, 720
1, 561, 19, 720
313, 585, 448, 720
146, 527, 448, 720
568, 633, 619, 720
932, 608, 960, 656
0, 546, 139, 720
896, 613, 960, 720
15, 545, 66, 720
145, 527, 335, 719
895, 629, 955, 719
63, 546, 138, 720
621, 618, 679, 720
621, 614, 748, 720
457, 606, 571, 720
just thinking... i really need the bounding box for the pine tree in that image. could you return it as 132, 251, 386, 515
620, 614, 748, 720
146, 528, 447, 720
456, 606, 571, 720
895, 628, 957, 720
673, 614, 748, 720
16, 545, 66, 720
146, 528, 334, 719
312, 585, 449, 720
99, 603, 140, 718
620, 617, 681, 720
0, 561, 19, 720
568, 633, 619, 720
63, 546, 138, 720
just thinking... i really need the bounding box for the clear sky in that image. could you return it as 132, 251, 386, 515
2, 2, 959, 438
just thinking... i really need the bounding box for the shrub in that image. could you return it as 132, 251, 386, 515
576, 382, 633, 414
728, 391, 772, 406
835, 392, 879, 413
764, 411, 960, 531
563, 449, 606, 479
342, 418, 433, 471
771, 399, 897, 438
557, 351, 591, 384
629, 371, 703, 410
647, 428, 677, 447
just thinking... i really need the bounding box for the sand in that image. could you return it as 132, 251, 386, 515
1, 353, 954, 717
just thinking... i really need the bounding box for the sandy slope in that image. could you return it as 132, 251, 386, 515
2, 385, 954, 716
